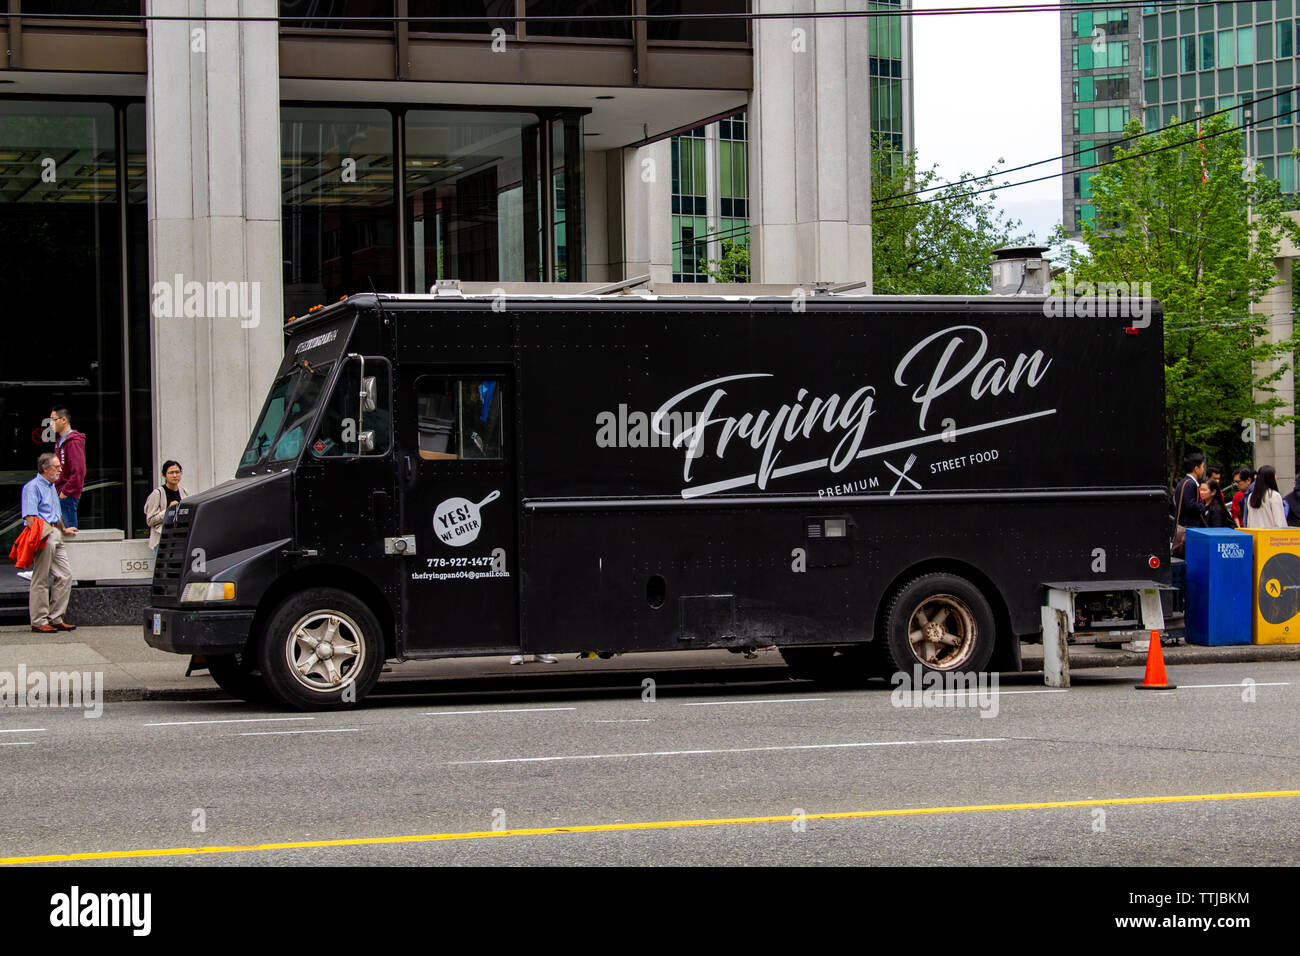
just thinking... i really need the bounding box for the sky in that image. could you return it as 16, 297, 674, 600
912, 0, 1065, 252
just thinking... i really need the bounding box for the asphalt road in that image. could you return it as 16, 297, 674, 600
2, 660, 1299, 866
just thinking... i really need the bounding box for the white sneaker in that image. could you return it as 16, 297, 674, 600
16, 570, 33, 580
534, 654, 558, 664
509, 655, 524, 665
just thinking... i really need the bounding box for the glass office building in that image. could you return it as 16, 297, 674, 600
671, 0, 912, 282
1063, 0, 1300, 233
0, 2, 753, 551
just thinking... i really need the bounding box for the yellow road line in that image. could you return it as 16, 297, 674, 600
5, 789, 1300, 865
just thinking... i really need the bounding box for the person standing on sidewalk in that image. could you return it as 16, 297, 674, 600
1246, 465, 1288, 529
51, 406, 86, 531
144, 460, 189, 554
22, 453, 77, 633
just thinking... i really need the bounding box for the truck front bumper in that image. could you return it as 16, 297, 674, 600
144, 606, 255, 655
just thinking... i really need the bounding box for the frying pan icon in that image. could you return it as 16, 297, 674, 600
433, 490, 500, 548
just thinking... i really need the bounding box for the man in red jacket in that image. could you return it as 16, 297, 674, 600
51, 406, 86, 531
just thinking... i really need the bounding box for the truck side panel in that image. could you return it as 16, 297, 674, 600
510, 299, 1167, 652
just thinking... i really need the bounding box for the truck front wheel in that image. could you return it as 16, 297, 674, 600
878, 573, 996, 677
258, 588, 385, 710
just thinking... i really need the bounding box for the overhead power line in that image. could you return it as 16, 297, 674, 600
876, 85, 1300, 205
871, 105, 1300, 214
8, 0, 1219, 25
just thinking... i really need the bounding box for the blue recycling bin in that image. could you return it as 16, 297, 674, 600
1184, 528, 1253, 645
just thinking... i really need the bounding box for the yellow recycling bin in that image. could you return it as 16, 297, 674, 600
1238, 527, 1300, 644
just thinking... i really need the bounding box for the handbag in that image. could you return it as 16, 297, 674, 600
1171, 476, 1190, 558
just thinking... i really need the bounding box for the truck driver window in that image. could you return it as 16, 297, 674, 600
311, 360, 392, 458
415, 377, 504, 460
240, 362, 331, 468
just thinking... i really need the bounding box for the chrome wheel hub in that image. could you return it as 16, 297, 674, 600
285, 611, 364, 692
906, 594, 976, 669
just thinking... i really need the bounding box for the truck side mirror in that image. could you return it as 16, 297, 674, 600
361, 375, 378, 413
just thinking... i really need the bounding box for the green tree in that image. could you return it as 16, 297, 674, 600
1052, 114, 1300, 480
706, 238, 750, 283
871, 143, 1033, 294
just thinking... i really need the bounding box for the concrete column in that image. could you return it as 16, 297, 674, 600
1252, 255, 1295, 491
583, 148, 612, 283
620, 140, 673, 284
750, 0, 872, 288
704, 121, 721, 275
146, 0, 283, 494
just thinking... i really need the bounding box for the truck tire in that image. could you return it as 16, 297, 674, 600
257, 588, 385, 711
877, 573, 996, 677
206, 653, 275, 706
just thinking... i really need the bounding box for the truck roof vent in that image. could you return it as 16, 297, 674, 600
432, 279, 462, 295
989, 245, 1052, 296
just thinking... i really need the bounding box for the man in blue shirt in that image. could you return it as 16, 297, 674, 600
21, 452, 78, 633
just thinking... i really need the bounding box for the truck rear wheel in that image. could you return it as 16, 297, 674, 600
206, 653, 274, 705
878, 573, 996, 676
258, 588, 384, 710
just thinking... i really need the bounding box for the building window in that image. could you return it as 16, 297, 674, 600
523, 1, 634, 40
1200, 32, 1215, 69
1182, 35, 1196, 72
1279, 20, 1294, 57
19, 0, 142, 16
1144, 42, 1158, 78
647, 0, 748, 43
1219, 29, 1235, 67
0, 99, 152, 544
1094, 73, 1129, 101
671, 128, 708, 282
1237, 26, 1255, 64
282, 0, 394, 32
282, 108, 395, 317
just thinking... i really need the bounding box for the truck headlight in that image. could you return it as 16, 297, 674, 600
181, 582, 236, 603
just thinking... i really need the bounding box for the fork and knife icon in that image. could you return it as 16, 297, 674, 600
885, 454, 921, 496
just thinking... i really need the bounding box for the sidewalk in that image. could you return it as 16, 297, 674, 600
1, 624, 1298, 702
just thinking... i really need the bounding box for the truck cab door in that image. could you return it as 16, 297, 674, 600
397, 372, 519, 655
294, 355, 399, 598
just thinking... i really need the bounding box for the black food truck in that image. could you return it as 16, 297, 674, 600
144, 291, 1169, 709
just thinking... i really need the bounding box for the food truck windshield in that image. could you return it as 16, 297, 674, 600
238, 361, 333, 472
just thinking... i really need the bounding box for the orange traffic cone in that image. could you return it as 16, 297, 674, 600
1136, 629, 1175, 690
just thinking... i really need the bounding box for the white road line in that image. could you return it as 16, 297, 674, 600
0, 741, 37, 746
144, 717, 315, 727
934, 689, 1069, 698
448, 737, 1004, 765
236, 729, 360, 737
424, 707, 577, 716
591, 719, 653, 723
681, 698, 828, 707
1176, 682, 1290, 689
0, 728, 46, 734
